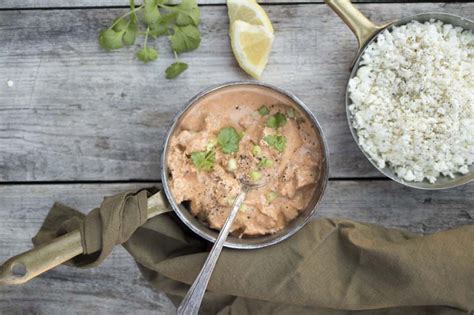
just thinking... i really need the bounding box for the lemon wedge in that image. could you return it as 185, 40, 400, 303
230, 20, 274, 79
227, 0, 274, 33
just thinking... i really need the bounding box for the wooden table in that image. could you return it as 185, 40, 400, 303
0, 0, 472, 313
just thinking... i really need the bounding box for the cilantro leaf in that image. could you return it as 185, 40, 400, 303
267, 113, 287, 129
112, 17, 129, 32
123, 27, 137, 46
123, 2, 139, 46
191, 149, 215, 171
149, 20, 168, 38
218, 127, 241, 154
123, 21, 138, 46
258, 105, 269, 116
170, 25, 201, 53
144, 0, 161, 25
264, 135, 286, 152
149, 14, 174, 38
166, 62, 188, 79
172, 0, 200, 26
99, 29, 124, 50
136, 47, 158, 63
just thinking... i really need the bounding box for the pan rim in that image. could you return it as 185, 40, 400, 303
161, 81, 330, 249
345, 12, 474, 190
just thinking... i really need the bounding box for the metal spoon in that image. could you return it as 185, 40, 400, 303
176, 178, 268, 315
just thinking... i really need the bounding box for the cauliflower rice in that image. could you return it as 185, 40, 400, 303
348, 19, 473, 183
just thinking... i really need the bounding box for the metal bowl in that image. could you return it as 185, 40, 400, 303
161, 81, 330, 249
327, 0, 474, 189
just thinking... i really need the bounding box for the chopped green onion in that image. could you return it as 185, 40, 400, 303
258, 158, 273, 168
252, 145, 262, 157
206, 138, 217, 150
287, 108, 295, 118
258, 105, 269, 116
265, 191, 278, 203
227, 158, 237, 171
239, 204, 248, 212
250, 170, 262, 181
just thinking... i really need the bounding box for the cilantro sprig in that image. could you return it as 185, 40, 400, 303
218, 127, 242, 154
191, 149, 215, 171
98, 0, 201, 79
267, 112, 287, 129
264, 135, 286, 152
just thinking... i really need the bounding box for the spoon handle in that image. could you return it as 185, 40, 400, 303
177, 190, 247, 315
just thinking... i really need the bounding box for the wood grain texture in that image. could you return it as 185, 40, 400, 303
1, 3, 472, 181
0, 181, 472, 313
0, 0, 456, 9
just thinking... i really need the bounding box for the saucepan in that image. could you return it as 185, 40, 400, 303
0, 81, 330, 286
326, 0, 474, 189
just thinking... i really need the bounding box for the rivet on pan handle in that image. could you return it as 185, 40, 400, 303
324, 0, 386, 49
0, 191, 171, 285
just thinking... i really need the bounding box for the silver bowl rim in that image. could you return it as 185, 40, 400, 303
161, 81, 330, 249
346, 12, 474, 190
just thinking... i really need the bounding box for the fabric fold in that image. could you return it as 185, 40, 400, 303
32, 189, 474, 314
33, 188, 153, 267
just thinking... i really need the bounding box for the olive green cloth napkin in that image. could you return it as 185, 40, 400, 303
32, 189, 474, 315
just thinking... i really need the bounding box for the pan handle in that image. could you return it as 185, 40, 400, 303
0, 230, 83, 285
0, 191, 171, 285
324, 0, 385, 48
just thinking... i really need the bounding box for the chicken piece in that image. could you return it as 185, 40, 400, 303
174, 130, 212, 153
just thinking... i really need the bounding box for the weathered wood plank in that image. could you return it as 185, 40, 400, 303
0, 181, 472, 313
0, 251, 175, 314
0, 0, 458, 9
0, 3, 472, 181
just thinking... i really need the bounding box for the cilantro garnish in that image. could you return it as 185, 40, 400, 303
190, 149, 215, 171
218, 127, 241, 154
98, 0, 201, 79
166, 62, 188, 79
267, 113, 287, 129
258, 105, 269, 116
257, 158, 273, 168
170, 24, 201, 53
264, 135, 286, 152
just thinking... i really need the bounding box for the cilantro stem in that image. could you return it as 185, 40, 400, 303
173, 50, 179, 60
143, 27, 150, 48
108, 5, 144, 29
129, 0, 137, 23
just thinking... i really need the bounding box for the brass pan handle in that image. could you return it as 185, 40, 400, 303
325, 0, 385, 48
0, 191, 170, 285
0, 231, 83, 285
